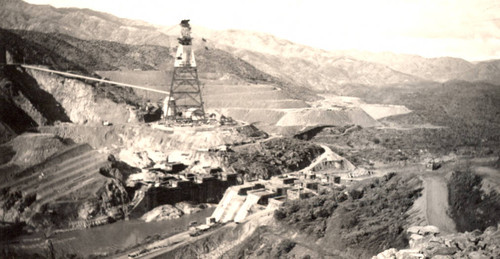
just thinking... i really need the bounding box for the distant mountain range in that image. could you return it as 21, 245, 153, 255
0, 28, 287, 85
1, 0, 499, 90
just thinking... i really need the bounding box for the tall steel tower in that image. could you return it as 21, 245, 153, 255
166, 19, 205, 120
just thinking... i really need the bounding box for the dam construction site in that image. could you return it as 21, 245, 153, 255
1, 2, 500, 258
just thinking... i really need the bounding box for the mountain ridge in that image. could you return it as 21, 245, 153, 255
1, 0, 499, 89
0, 28, 319, 102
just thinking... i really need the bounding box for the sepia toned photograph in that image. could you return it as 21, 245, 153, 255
0, 0, 499, 258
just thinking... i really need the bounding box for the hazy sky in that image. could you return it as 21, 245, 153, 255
25, 0, 500, 60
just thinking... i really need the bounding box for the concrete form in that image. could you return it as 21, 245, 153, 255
210, 170, 345, 223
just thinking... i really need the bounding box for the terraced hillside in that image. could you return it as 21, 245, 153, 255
0, 140, 127, 230
202, 84, 379, 134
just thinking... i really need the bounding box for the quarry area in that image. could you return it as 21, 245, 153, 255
1, 2, 500, 259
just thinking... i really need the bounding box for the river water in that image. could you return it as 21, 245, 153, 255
9, 207, 215, 257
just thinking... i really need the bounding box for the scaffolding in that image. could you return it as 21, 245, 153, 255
166, 20, 205, 120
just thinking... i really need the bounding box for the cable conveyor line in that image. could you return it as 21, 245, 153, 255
20, 64, 170, 95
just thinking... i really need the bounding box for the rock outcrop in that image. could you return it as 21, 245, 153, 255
374, 224, 500, 258
141, 204, 183, 222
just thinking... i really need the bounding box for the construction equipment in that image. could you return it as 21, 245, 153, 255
165, 19, 205, 121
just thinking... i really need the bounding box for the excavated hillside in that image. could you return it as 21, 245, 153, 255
38, 123, 267, 156
0, 63, 139, 234
0, 65, 138, 143
0, 68, 273, 246
0, 132, 130, 236
0, 53, 306, 245
1, 5, 497, 258
0, 26, 328, 241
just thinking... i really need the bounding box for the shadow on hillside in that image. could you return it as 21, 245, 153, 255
294, 125, 334, 140
0, 69, 39, 136
6, 66, 71, 124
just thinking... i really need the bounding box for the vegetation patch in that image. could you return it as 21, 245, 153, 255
274, 173, 422, 257
334, 81, 500, 159
227, 138, 324, 180
448, 169, 500, 232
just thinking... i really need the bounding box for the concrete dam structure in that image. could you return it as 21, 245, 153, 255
211, 183, 279, 223
129, 173, 238, 218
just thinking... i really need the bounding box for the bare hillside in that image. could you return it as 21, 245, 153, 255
0, 0, 174, 47
2, 0, 500, 92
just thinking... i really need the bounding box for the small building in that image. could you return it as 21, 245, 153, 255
305, 182, 319, 190
169, 179, 193, 188
220, 172, 237, 182
426, 160, 441, 171
322, 175, 341, 184
287, 188, 313, 200
293, 181, 304, 188
271, 176, 297, 185
305, 173, 316, 180
206, 217, 216, 225
267, 196, 286, 210
237, 183, 265, 195
167, 151, 191, 164
195, 175, 216, 184
318, 183, 332, 194
217, 145, 229, 152
268, 185, 289, 197
169, 178, 180, 188
168, 163, 187, 173
179, 172, 195, 181
185, 108, 204, 121
247, 189, 278, 205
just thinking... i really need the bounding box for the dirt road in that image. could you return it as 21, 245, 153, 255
422, 174, 456, 234
119, 209, 273, 259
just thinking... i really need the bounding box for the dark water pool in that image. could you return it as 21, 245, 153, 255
10, 207, 215, 257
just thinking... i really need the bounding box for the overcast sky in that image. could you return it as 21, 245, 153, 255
25, 0, 500, 61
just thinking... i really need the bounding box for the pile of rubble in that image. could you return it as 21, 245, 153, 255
141, 204, 183, 222
374, 224, 500, 258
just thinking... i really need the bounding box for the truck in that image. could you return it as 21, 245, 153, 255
189, 224, 211, 237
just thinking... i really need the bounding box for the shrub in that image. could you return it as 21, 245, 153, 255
448, 170, 500, 232
274, 239, 296, 257
276, 173, 422, 255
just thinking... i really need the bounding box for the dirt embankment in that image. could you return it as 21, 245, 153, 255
0, 66, 61, 141
0, 133, 71, 182
24, 68, 136, 125
38, 123, 265, 156
0, 65, 140, 144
